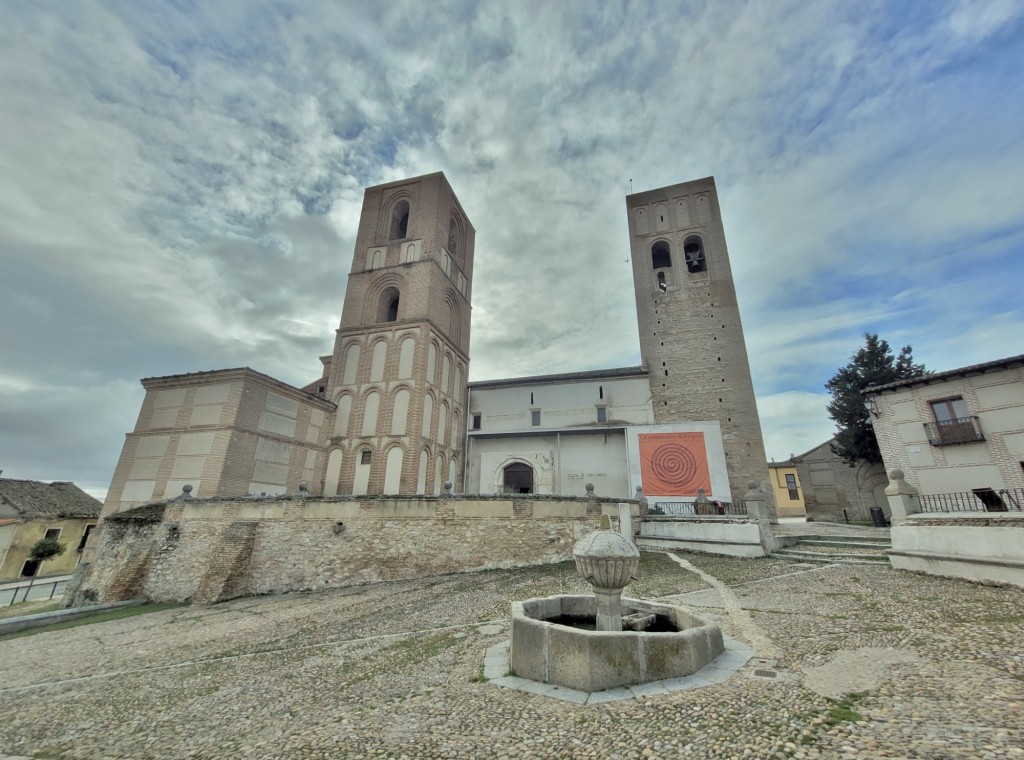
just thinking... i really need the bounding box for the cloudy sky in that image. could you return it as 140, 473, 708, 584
2, 0, 1023, 498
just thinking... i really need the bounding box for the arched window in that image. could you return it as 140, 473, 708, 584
448, 218, 458, 256
503, 462, 534, 494
379, 287, 400, 322
390, 200, 409, 240
651, 241, 672, 269
683, 235, 706, 273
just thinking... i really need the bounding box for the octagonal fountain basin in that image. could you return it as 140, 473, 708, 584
510, 595, 725, 693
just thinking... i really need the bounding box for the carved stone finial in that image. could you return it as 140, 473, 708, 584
585, 483, 595, 496
179, 484, 193, 500
442, 481, 454, 496
298, 481, 309, 497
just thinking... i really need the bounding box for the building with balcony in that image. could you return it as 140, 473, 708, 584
864, 354, 1024, 500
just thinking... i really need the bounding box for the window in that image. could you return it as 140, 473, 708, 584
77, 524, 95, 553
378, 287, 400, 322
20, 559, 40, 578
785, 474, 799, 500
925, 396, 984, 445
390, 200, 409, 240
471, 413, 481, 430
503, 463, 534, 494
44, 528, 61, 541
448, 218, 459, 256
360, 450, 372, 465
596, 406, 607, 423
683, 235, 707, 273
651, 241, 672, 269
531, 410, 541, 426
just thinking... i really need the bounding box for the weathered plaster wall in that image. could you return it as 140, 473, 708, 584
75, 495, 635, 606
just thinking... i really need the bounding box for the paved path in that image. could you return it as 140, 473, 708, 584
0, 553, 1020, 759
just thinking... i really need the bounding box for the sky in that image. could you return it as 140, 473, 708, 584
2, 0, 1023, 499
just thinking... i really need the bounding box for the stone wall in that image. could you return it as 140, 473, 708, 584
73, 494, 634, 606
888, 513, 1024, 588
792, 439, 888, 523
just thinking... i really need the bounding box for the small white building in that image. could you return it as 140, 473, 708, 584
465, 367, 734, 504
865, 354, 1024, 501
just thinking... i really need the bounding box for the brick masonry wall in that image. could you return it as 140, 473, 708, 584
626, 178, 772, 507
76, 495, 634, 605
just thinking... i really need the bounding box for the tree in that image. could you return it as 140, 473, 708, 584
826, 333, 927, 465
22, 538, 66, 601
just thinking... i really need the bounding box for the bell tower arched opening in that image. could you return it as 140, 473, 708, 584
390, 200, 409, 240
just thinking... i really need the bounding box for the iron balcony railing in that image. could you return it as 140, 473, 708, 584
919, 487, 1024, 513
923, 416, 984, 446
649, 500, 747, 517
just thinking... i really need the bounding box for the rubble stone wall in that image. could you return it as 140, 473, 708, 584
75, 495, 633, 605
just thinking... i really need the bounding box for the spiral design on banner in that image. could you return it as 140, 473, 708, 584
650, 443, 699, 486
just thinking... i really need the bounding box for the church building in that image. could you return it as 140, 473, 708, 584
98, 172, 771, 521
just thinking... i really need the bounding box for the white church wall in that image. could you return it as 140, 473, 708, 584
467, 376, 653, 435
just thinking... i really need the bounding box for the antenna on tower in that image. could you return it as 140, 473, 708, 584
629, 178, 633, 194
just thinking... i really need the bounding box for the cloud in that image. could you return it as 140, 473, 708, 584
0, 0, 1022, 493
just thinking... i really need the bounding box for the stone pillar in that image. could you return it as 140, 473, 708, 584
617, 502, 633, 543
744, 480, 776, 554
885, 469, 920, 521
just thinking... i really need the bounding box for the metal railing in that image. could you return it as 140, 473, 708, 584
919, 487, 1024, 513
923, 416, 985, 446
649, 500, 747, 517
0, 576, 70, 607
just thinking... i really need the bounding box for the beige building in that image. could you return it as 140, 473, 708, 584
98, 173, 772, 525
767, 461, 806, 518
790, 439, 888, 523
0, 478, 100, 582
865, 354, 1024, 500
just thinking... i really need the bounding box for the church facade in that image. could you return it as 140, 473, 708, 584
98, 172, 771, 521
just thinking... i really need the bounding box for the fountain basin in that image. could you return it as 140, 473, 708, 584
510, 594, 725, 692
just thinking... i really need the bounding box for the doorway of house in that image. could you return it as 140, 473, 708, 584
503, 463, 534, 494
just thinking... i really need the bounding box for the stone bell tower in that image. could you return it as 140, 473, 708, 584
626, 177, 770, 503
321, 173, 474, 496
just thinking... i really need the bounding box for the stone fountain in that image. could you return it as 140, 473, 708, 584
509, 514, 724, 692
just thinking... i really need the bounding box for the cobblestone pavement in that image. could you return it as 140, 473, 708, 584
1, 552, 1021, 759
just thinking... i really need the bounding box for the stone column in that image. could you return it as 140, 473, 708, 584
617, 502, 634, 543
744, 480, 776, 554
885, 469, 920, 521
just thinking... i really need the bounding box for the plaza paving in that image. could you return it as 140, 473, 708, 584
0, 551, 1021, 759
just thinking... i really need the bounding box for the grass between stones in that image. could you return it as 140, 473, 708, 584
0, 602, 185, 642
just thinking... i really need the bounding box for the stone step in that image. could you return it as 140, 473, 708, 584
787, 543, 890, 556
772, 548, 889, 565
784, 534, 891, 545
795, 538, 892, 549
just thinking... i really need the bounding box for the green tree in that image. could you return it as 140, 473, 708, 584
22, 537, 66, 600
826, 333, 927, 465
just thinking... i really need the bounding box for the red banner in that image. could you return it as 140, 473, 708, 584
638, 432, 711, 496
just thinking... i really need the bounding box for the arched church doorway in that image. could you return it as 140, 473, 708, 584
503, 462, 534, 494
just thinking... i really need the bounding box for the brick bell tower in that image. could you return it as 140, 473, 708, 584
626, 177, 771, 505
322, 173, 474, 496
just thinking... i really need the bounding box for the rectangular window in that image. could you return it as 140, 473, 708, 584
44, 528, 61, 542
21, 559, 40, 578
78, 524, 96, 553
471, 413, 481, 430
784, 474, 799, 500
926, 396, 983, 445
531, 410, 541, 426
596, 406, 607, 423
360, 450, 372, 465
